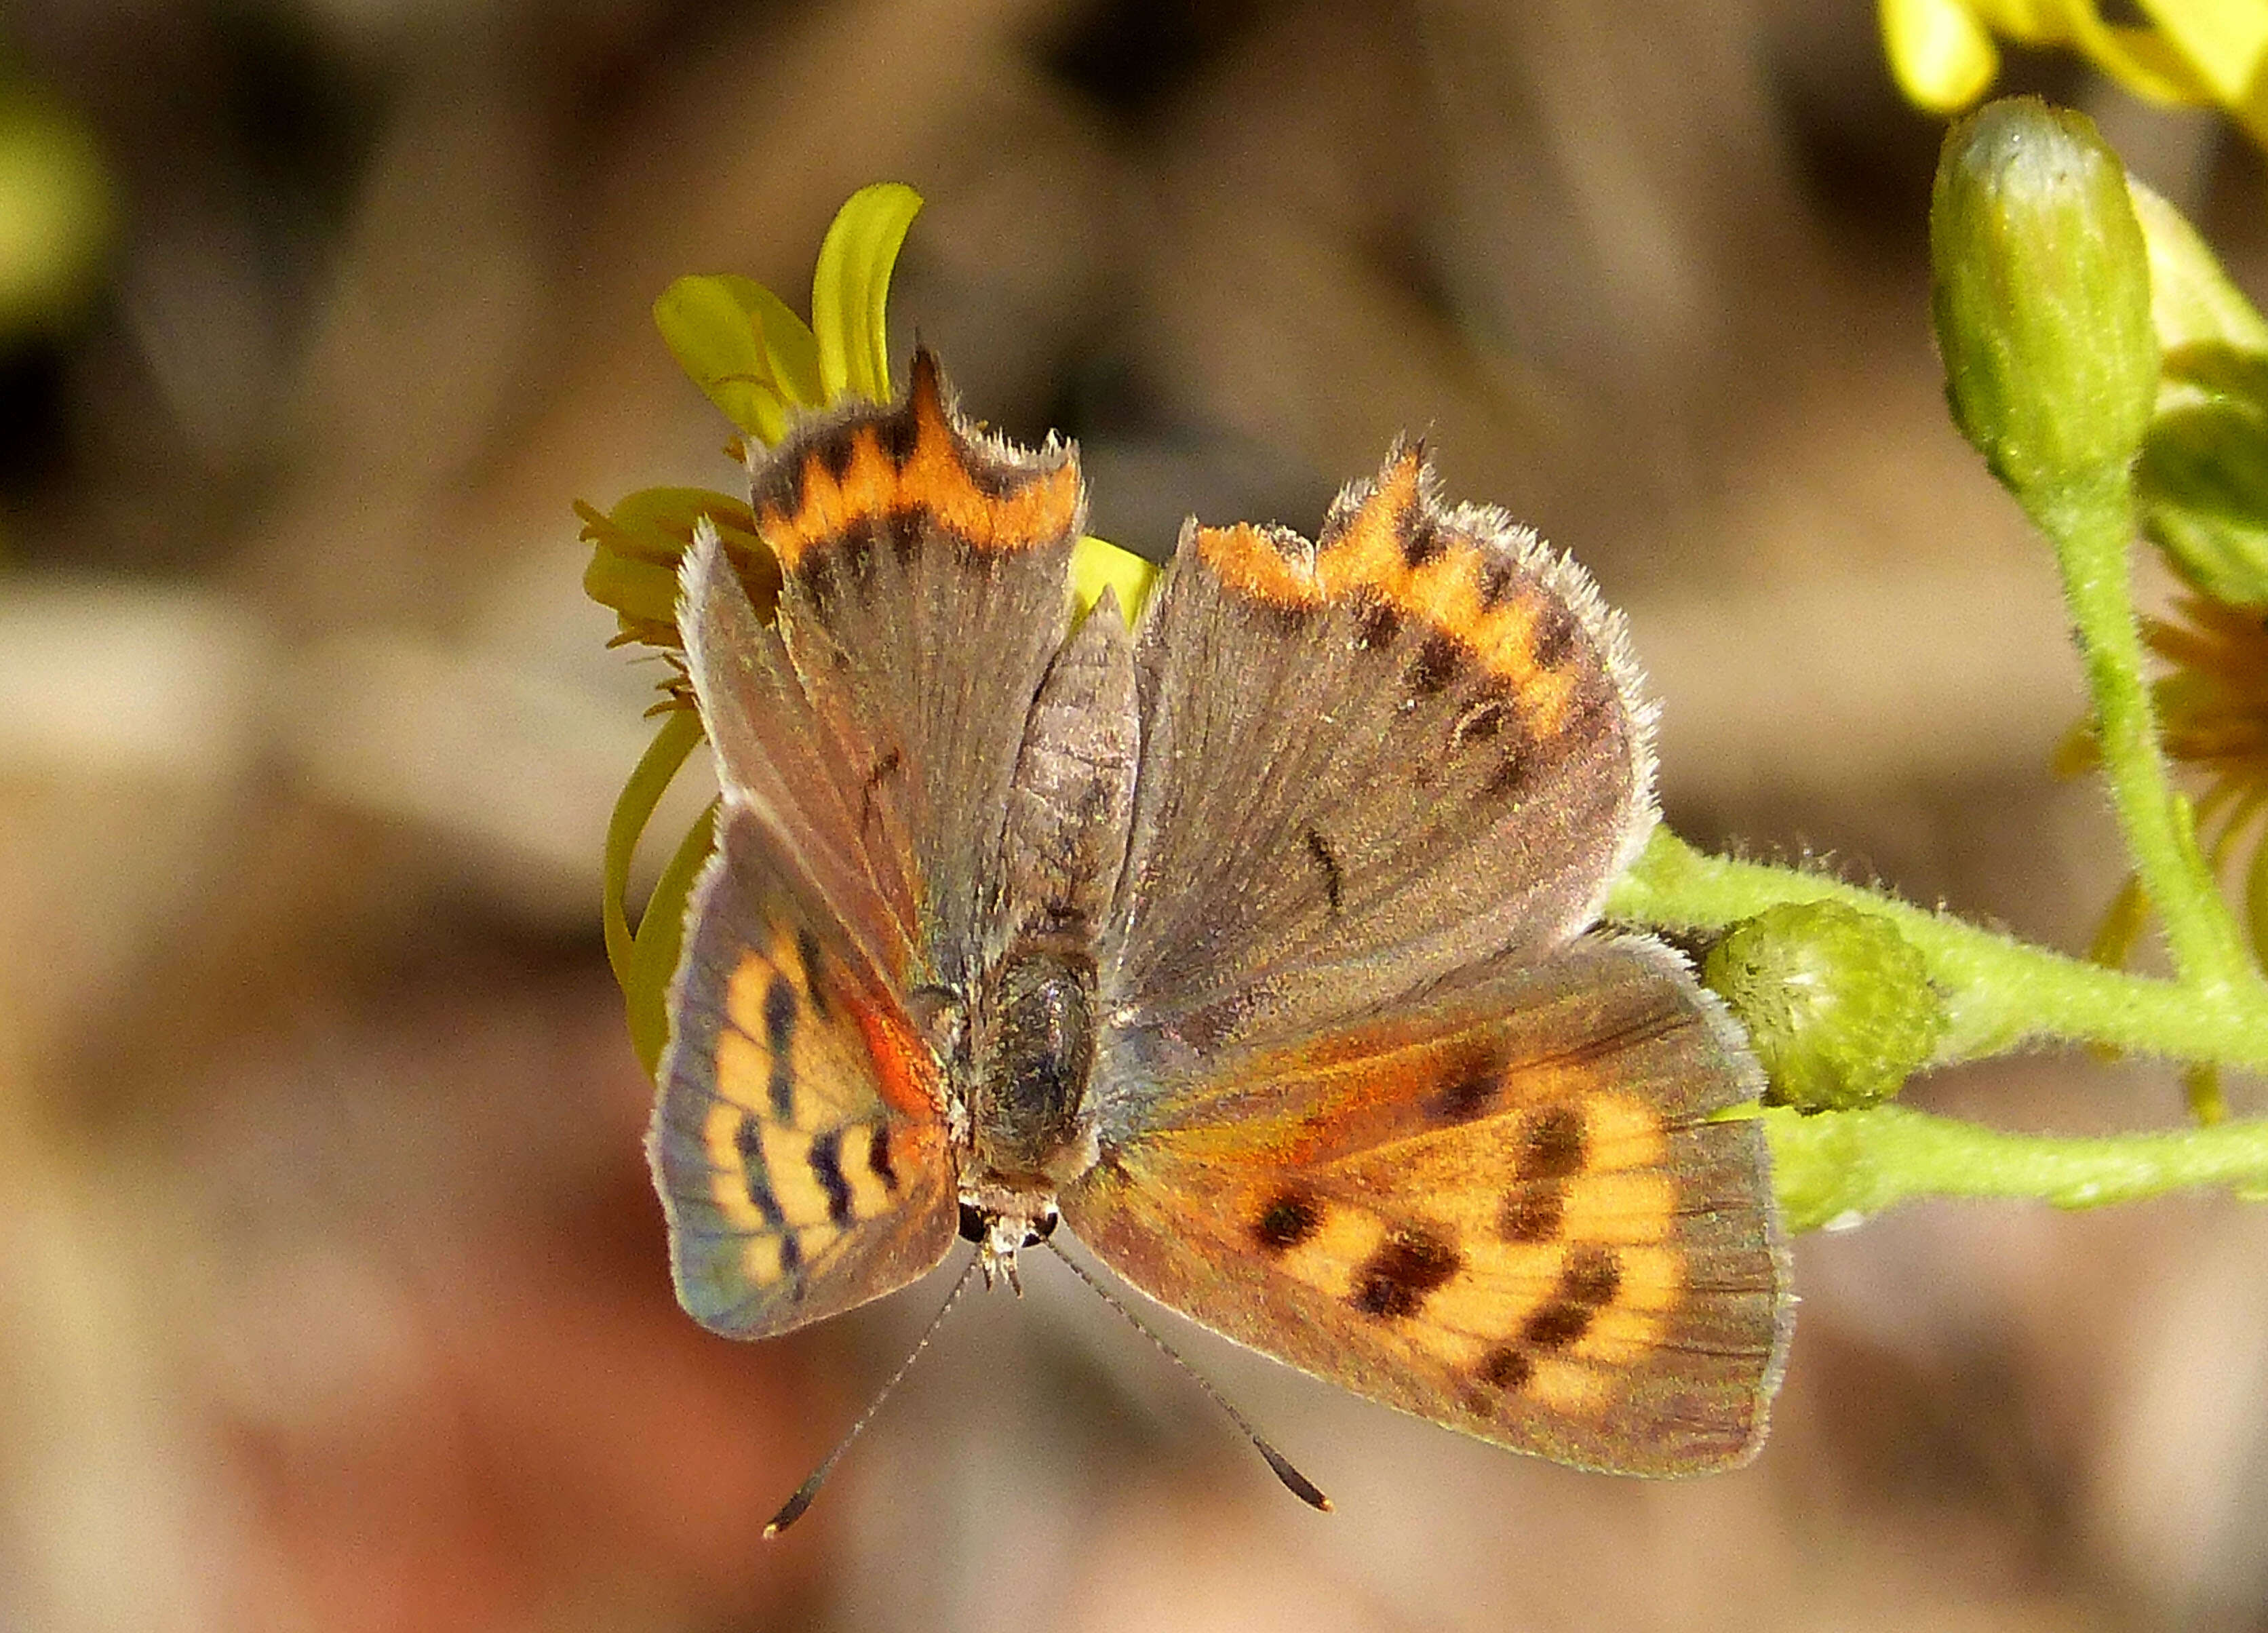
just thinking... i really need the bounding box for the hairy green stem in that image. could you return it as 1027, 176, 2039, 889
1765, 1103, 2268, 1232
2033, 471, 2262, 994
1611, 829, 2268, 1070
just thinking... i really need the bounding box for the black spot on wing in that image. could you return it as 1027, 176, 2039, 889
1400, 513, 1446, 569
1252, 1188, 1323, 1254
1479, 1345, 1534, 1392
1521, 1105, 1586, 1182
808, 1128, 854, 1225
886, 508, 922, 566
1350, 1227, 1464, 1320
868, 1122, 900, 1192
1498, 1189, 1563, 1243
1247, 595, 1324, 636
748, 445, 808, 523
800, 549, 837, 614
1352, 593, 1402, 650
836, 515, 878, 591
1453, 694, 1510, 749
1405, 633, 1463, 699
817, 430, 857, 485
1531, 599, 1578, 669
1479, 744, 1537, 801
733, 1114, 785, 1228
1302, 827, 1345, 915
1520, 1244, 1623, 1351
1562, 1244, 1622, 1306
1430, 1050, 1502, 1122
1521, 1299, 1594, 1350
878, 399, 921, 467
1477, 558, 1521, 609
763, 975, 798, 1118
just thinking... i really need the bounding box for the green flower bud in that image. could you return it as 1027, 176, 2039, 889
1930, 97, 2157, 504
2124, 180, 2268, 606
1704, 901, 1947, 1113
2138, 345, 2268, 605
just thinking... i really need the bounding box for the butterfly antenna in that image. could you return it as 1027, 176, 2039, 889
1041, 1238, 1332, 1513
764, 1255, 983, 1537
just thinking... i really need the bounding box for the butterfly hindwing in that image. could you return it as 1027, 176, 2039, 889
1105, 448, 1651, 1059
650, 803, 956, 1339
1065, 936, 1789, 1474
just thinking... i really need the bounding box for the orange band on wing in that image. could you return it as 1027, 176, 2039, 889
1194, 522, 1325, 608
1194, 448, 1586, 738
756, 354, 1082, 569
848, 991, 941, 1122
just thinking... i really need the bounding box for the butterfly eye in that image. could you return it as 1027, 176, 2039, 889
958, 1202, 986, 1243
1023, 1212, 1059, 1247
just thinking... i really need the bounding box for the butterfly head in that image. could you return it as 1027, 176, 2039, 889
958, 1194, 1060, 1292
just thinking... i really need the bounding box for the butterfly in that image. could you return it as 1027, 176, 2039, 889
647, 348, 1791, 1508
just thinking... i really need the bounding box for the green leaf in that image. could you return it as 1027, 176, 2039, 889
810, 182, 923, 404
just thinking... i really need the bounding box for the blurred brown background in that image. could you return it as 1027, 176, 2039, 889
2, 1, 2265, 1629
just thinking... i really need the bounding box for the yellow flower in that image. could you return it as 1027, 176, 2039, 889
586, 182, 924, 1070
1881, 0, 2268, 151
2150, 593, 2268, 952
2068, 589, 2268, 1121
584, 183, 1158, 1073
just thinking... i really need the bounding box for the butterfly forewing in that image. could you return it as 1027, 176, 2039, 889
659, 351, 1088, 1337
1103, 448, 1652, 1059
1068, 937, 1787, 1474
751, 349, 1084, 990
652, 804, 957, 1338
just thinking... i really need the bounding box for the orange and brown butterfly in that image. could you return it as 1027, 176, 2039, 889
648, 348, 1792, 1513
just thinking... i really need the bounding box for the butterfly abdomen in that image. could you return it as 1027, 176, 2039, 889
968, 948, 1099, 1190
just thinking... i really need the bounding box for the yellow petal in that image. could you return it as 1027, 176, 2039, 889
1070, 534, 1160, 625
1883, 0, 2001, 111
604, 710, 706, 991
627, 802, 720, 1077
578, 488, 777, 630
2137, 0, 2268, 149
654, 275, 823, 443
810, 182, 923, 404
